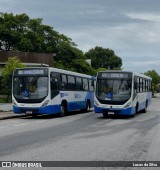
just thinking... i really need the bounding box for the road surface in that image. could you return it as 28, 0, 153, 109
0, 98, 160, 170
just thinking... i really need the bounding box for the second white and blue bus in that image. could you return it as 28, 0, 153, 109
94, 71, 152, 117
12, 67, 94, 117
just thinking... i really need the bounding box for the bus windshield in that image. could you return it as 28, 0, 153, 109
13, 76, 48, 101
96, 78, 132, 104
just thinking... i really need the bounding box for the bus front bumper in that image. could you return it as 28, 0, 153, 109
13, 105, 61, 115
94, 105, 133, 116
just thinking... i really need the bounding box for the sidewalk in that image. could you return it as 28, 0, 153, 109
0, 112, 27, 120
0, 103, 12, 112
0, 103, 26, 120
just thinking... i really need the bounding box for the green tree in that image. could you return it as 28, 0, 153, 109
144, 70, 160, 94
2, 56, 24, 101
85, 46, 122, 70
71, 59, 96, 75
96, 68, 108, 73
0, 12, 75, 53
0, 13, 123, 76
54, 45, 95, 75
0, 13, 29, 51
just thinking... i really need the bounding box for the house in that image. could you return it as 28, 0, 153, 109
0, 51, 55, 75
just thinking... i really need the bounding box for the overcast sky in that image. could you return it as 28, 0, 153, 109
0, 0, 160, 73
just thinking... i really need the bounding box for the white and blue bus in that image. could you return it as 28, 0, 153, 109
12, 67, 94, 117
94, 71, 152, 117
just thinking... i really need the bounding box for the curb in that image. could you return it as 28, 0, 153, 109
0, 113, 29, 120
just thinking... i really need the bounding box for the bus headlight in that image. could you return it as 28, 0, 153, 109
12, 100, 17, 107
124, 102, 131, 108
94, 100, 100, 107
41, 100, 49, 107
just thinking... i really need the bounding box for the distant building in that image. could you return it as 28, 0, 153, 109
0, 51, 55, 75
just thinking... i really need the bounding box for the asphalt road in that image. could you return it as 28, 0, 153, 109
0, 98, 160, 170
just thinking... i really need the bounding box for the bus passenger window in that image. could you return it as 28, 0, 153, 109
68, 75, 76, 90
83, 78, 89, 91
51, 77, 59, 91
61, 75, 68, 90
89, 79, 94, 91
76, 77, 83, 90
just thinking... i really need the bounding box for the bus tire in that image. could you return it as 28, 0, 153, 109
136, 103, 139, 114
60, 102, 67, 117
85, 100, 91, 112
142, 100, 148, 113
131, 103, 138, 117
82, 100, 90, 113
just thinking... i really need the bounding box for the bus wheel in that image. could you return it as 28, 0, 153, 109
136, 103, 139, 114
131, 103, 138, 117
142, 100, 148, 113
60, 103, 67, 117
82, 100, 90, 112
85, 100, 91, 112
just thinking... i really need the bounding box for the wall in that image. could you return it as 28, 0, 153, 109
0, 51, 54, 66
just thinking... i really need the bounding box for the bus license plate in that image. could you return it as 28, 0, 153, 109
26, 111, 32, 114
108, 111, 114, 115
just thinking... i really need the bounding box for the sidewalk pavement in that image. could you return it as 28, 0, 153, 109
0, 103, 12, 112
0, 112, 27, 120
0, 103, 26, 120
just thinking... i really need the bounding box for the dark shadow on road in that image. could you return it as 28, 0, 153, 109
20, 110, 92, 120
96, 110, 147, 120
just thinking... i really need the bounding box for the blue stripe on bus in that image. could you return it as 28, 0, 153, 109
67, 101, 87, 111
13, 99, 90, 114
13, 105, 61, 114
95, 97, 151, 116
94, 106, 133, 116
